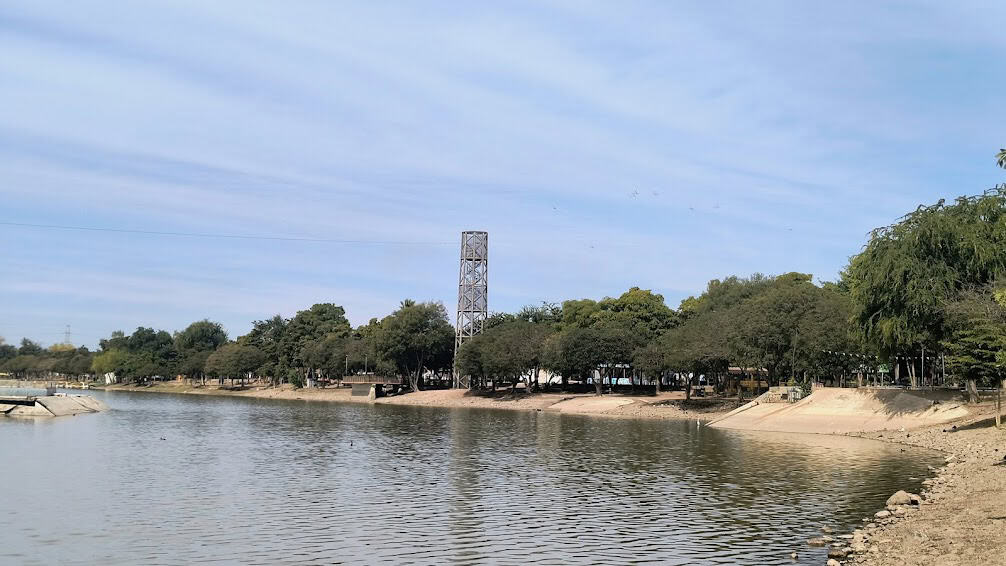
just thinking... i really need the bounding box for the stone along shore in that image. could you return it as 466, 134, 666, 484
821, 407, 1006, 566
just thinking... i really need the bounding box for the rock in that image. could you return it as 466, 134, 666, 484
821, 525, 834, 534
790, 551, 798, 560
838, 534, 854, 540
851, 542, 869, 553
908, 493, 922, 506
886, 490, 913, 506
828, 560, 841, 566
875, 510, 892, 519
828, 547, 850, 559
807, 537, 828, 547
893, 507, 907, 517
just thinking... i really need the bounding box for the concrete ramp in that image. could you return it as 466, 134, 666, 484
6, 394, 110, 417
68, 395, 109, 412
35, 396, 96, 416
709, 388, 969, 434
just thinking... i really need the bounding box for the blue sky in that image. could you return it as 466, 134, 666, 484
2, 1, 1004, 348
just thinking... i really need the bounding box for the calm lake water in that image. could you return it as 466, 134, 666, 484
1, 390, 940, 565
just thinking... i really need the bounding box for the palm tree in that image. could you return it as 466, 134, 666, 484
998, 148, 1006, 169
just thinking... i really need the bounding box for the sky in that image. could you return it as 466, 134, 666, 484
2, 1, 1005, 349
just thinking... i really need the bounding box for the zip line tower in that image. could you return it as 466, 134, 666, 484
454, 230, 488, 388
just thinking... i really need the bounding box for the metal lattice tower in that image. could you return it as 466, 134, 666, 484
454, 231, 488, 388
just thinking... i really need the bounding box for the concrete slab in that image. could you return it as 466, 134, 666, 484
7, 403, 54, 417
35, 396, 96, 416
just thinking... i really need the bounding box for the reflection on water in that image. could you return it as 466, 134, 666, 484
0, 391, 940, 565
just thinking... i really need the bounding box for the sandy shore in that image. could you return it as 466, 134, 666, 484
97, 381, 736, 420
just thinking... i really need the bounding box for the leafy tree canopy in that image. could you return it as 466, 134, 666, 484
845, 188, 1006, 354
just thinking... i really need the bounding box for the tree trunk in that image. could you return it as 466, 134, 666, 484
908, 359, 917, 388
655, 372, 661, 395
966, 378, 979, 403
594, 370, 603, 395
685, 373, 692, 401
895, 360, 900, 386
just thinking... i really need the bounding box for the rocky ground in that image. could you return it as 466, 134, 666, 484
821, 405, 1006, 565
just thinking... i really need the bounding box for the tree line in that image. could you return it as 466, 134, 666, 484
4, 153, 1006, 398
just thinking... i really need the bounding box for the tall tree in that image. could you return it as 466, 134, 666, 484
282, 303, 352, 373
543, 327, 606, 393
205, 343, 266, 384
845, 189, 1006, 384
240, 315, 289, 385
175, 320, 228, 385
373, 300, 454, 391
942, 288, 1006, 413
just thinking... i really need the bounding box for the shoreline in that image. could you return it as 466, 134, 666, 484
794, 402, 1006, 566
827, 407, 1006, 566
93, 381, 737, 421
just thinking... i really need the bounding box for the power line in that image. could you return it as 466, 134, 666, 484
0, 221, 454, 246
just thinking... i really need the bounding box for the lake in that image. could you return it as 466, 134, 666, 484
0, 390, 940, 565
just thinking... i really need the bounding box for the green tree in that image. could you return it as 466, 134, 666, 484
543, 327, 606, 392
0, 342, 18, 365
373, 300, 454, 391
91, 348, 130, 378
205, 343, 267, 384
475, 320, 553, 391
455, 335, 487, 388
633, 341, 671, 394
596, 287, 677, 340
239, 315, 289, 385
282, 304, 352, 377
942, 288, 1006, 411
997, 148, 1006, 169
845, 189, 1006, 385
664, 312, 730, 400
18, 338, 44, 356
175, 320, 228, 385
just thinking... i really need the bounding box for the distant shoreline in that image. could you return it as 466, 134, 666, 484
94, 381, 736, 421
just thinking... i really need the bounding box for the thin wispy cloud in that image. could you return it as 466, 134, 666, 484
1, 1, 1004, 346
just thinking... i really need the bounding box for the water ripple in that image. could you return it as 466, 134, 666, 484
0, 390, 941, 565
